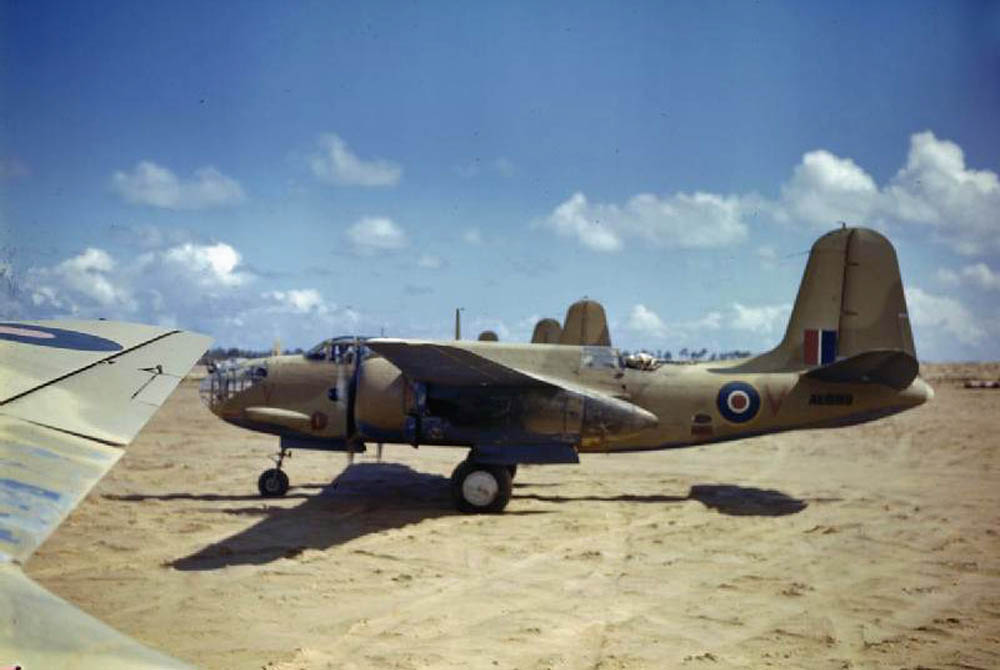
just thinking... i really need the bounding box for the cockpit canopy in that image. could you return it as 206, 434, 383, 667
303, 336, 372, 364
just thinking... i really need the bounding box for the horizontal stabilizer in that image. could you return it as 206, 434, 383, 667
803, 349, 918, 391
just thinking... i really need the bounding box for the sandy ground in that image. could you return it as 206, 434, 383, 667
27, 365, 1000, 669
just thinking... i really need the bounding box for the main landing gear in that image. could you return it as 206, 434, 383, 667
450, 459, 517, 514
258, 445, 291, 497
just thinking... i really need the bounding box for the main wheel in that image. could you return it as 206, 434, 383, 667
451, 460, 512, 514
506, 464, 518, 480
258, 468, 290, 497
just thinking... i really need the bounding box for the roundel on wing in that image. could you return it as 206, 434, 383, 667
716, 381, 761, 424
0, 322, 123, 351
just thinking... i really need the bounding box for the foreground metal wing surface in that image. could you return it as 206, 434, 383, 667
0, 320, 211, 669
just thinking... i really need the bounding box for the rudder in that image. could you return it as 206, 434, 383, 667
748, 227, 915, 372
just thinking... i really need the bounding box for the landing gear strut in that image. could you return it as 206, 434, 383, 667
450, 460, 512, 514
258, 445, 291, 497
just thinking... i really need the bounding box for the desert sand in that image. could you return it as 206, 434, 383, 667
26, 364, 1000, 669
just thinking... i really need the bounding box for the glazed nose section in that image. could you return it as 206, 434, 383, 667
199, 366, 228, 412
199, 361, 269, 412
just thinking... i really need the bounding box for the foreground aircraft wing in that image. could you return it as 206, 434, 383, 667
0, 320, 211, 669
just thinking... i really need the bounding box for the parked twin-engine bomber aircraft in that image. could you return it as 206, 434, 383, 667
201, 227, 933, 514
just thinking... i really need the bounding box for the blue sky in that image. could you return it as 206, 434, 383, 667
2, 1, 998, 360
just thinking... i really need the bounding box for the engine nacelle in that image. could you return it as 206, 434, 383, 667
354, 356, 409, 442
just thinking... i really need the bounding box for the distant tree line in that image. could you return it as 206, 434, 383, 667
199, 346, 303, 364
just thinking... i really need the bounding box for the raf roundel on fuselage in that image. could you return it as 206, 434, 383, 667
0, 323, 123, 352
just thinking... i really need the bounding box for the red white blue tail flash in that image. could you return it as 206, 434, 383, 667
803, 329, 837, 366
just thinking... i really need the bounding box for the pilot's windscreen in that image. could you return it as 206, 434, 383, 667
305, 341, 328, 360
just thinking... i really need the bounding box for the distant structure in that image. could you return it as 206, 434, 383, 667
559, 299, 611, 346
477, 330, 499, 342
530, 318, 562, 344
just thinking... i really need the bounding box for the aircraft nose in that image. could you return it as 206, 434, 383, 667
198, 367, 226, 412
198, 359, 269, 412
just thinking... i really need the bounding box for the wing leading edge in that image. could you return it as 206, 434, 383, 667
1, 321, 210, 669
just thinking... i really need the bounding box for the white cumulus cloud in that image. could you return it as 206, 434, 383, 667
261, 289, 326, 314
539, 131, 998, 256
2, 236, 372, 348
309, 133, 402, 187
906, 286, 986, 346
111, 161, 245, 209
29, 247, 134, 311
539, 190, 748, 253
626, 304, 669, 338
772, 131, 1000, 254
346, 217, 408, 255
936, 263, 1000, 291
731, 303, 792, 334
776, 150, 879, 227
160, 242, 250, 287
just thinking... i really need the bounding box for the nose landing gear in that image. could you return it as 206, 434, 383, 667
258, 445, 291, 497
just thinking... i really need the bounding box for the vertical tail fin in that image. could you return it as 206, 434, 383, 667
531, 318, 563, 344
749, 227, 916, 372
560, 299, 612, 346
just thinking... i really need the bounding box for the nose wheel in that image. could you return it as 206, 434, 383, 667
450, 460, 512, 514
258, 445, 291, 497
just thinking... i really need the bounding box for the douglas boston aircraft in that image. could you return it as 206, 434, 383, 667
201, 227, 932, 514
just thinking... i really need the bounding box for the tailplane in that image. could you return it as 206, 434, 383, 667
746, 227, 916, 376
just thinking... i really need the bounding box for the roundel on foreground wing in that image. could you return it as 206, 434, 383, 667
716, 381, 761, 424
0, 322, 123, 351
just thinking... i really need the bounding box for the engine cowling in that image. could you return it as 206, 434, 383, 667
354, 356, 409, 442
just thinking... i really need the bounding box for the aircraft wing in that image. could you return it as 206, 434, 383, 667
366, 339, 551, 387
0, 320, 211, 669
366, 339, 658, 442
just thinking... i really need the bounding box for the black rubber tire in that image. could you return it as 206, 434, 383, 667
258, 468, 290, 497
506, 464, 518, 480
451, 460, 512, 514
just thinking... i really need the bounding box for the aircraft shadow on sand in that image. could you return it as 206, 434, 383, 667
164, 463, 459, 571
107, 465, 811, 571
513, 483, 810, 517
